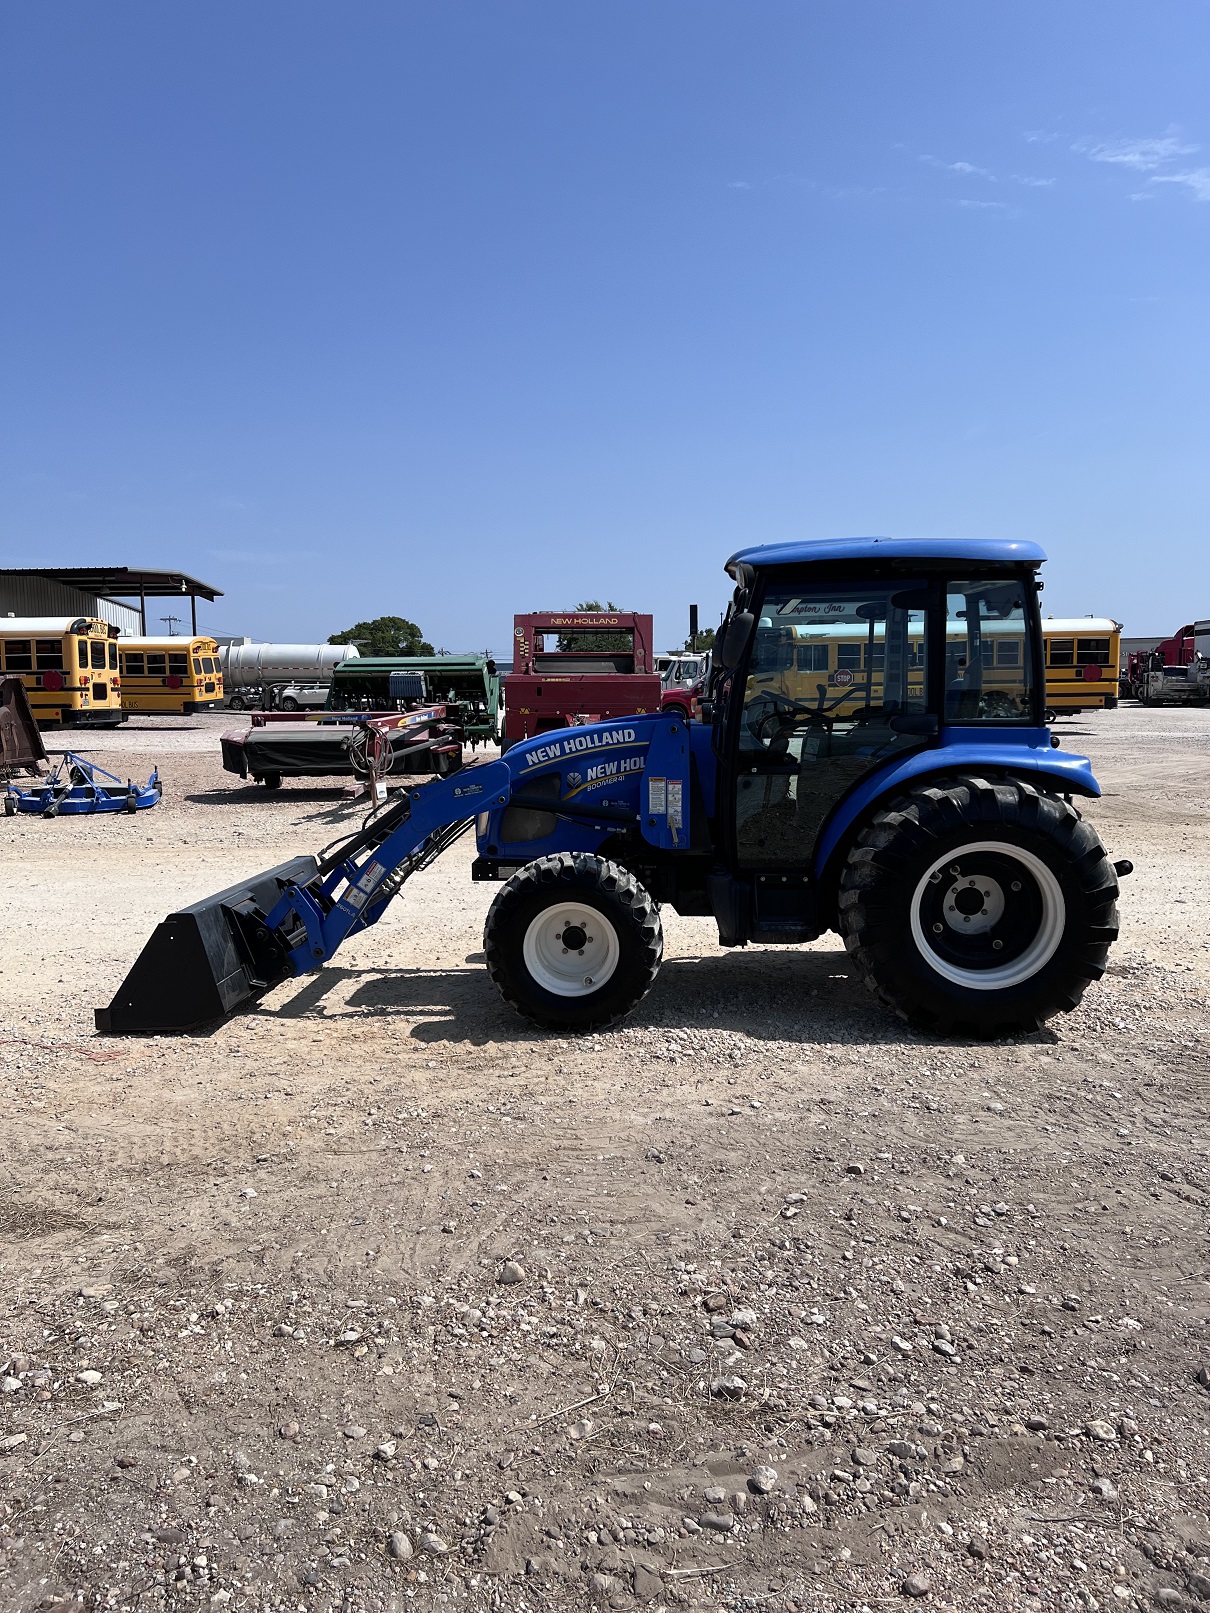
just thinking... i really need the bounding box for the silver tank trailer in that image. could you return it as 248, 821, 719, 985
220, 643, 360, 698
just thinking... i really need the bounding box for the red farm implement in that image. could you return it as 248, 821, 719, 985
503, 611, 661, 748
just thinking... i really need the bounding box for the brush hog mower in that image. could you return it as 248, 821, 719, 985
98, 538, 1132, 1038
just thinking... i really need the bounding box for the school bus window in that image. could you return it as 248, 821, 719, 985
108, 642, 118, 670
147, 653, 167, 675
908, 642, 926, 668
168, 653, 189, 675
123, 652, 145, 675
78, 639, 89, 668
1076, 638, 1111, 666
204, 656, 217, 674
997, 640, 1020, 667
5, 639, 33, 672
863, 642, 885, 671
193, 657, 203, 675
837, 642, 861, 671
35, 639, 64, 670
1049, 639, 1074, 667
796, 644, 829, 673
90, 641, 106, 670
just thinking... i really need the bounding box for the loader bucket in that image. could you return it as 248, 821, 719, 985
95, 856, 320, 1034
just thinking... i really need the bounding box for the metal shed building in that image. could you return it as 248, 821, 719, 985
0, 567, 223, 636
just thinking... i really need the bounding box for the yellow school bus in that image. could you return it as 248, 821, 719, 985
0, 616, 124, 728
754, 619, 1024, 713
753, 616, 1119, 722
118, 636, 225, 715
1040, 618, 1121, 717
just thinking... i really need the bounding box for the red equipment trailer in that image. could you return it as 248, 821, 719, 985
503, 611, 661, 747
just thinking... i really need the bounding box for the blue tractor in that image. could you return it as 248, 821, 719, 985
97, 538, 1129, 1039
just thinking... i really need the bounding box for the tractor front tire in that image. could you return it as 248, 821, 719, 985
838, 776, 1119, 1037
484, 852, 663, 1032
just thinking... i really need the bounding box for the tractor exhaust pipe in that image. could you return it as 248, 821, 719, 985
95, 856, 320, 1034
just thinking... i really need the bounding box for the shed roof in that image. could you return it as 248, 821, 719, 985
0, 566, 223, 601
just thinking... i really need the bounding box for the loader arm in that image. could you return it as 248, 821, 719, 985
94, 720, 682, 1035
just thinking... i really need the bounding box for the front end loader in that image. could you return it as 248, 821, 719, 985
98, 537, 1130, 1039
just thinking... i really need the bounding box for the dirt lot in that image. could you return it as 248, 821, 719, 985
2, 706, 1209, 1613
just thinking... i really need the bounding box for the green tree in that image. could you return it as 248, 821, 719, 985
329, 616, 434, 658
557, 600, 632, 653
682, 626, 716, 654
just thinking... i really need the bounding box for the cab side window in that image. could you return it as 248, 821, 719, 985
945, 582, 1034, 723
734, 585, 930, 867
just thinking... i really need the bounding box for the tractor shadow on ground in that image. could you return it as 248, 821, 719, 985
184, 786, 369, 825
251, 949, 1051, 1050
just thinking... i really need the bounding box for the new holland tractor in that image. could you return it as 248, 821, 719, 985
97, 538, 1130, 1040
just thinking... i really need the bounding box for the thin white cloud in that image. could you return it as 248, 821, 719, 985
1011, 174, 1056, 188
921, 154, 996, 180
1024, 130, 1060, 144
956, 198, 1013, 212
727, 180, 752, 190
1076, 133, 1198, 171
1151, 168, 1210, 201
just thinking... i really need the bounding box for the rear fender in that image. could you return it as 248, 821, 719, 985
814, 737, 1101, 884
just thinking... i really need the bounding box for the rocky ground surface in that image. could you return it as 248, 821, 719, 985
2, 706, 1209, 1613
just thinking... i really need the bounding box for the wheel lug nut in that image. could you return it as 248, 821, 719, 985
992, 939, 1003, 951
1011, 880, 1022, 892
932, 922, 943, 934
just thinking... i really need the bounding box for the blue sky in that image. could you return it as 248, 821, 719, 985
1, 2, 1207, 650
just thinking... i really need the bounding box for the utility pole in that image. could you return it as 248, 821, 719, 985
160, 614, 182, 637
689, 604, 699, 649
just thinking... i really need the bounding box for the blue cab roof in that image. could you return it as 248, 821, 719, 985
727, 536, 1047, 572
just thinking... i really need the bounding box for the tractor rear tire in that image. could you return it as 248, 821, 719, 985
838, 775, 1119, 1037
484, 852, 663, 1032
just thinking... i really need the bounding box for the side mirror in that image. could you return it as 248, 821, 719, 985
716, 611, 754, 672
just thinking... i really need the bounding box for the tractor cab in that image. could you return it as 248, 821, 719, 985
710, 539, 1046, 899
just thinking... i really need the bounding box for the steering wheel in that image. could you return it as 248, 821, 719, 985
746, 691, 834, 745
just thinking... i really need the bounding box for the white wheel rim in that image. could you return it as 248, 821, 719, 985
522, 901, 620, 998
909, 840, 1066, 991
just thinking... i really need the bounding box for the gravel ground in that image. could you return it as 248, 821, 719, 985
2, 706, 1209, 1613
